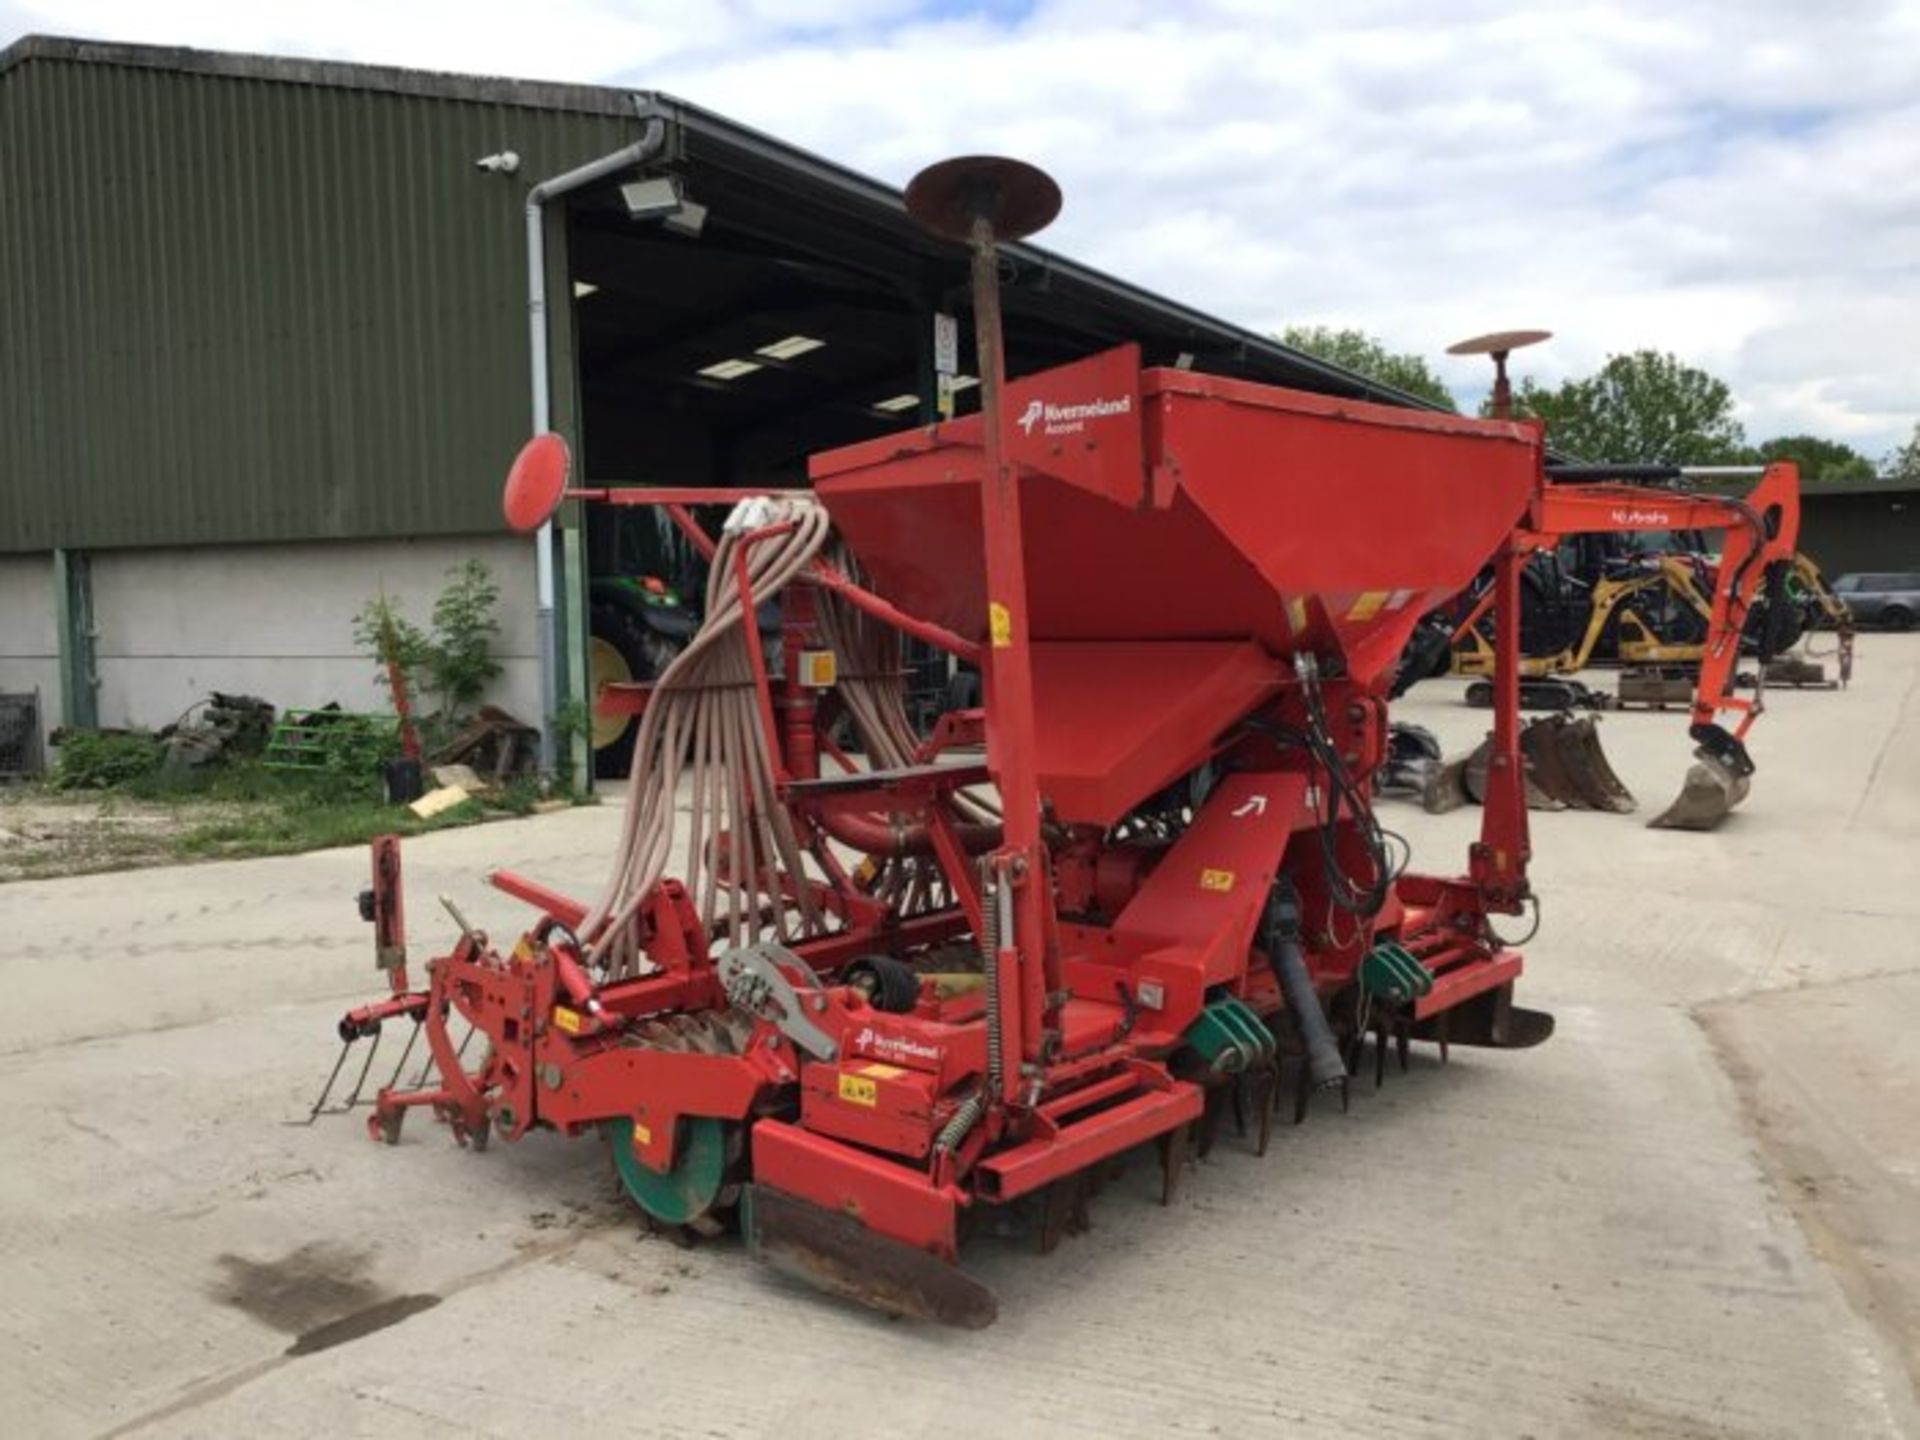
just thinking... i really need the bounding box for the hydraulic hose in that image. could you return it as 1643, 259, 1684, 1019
1264, 880, 1345, 1090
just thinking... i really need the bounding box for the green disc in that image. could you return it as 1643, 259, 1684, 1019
604, 1115, 729, 1227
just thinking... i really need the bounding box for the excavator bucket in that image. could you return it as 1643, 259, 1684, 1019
1422, 715, 1636, 815
1523, 714, 1636, 813
1420, 752, 1474, 813
1649, 750, 1750, 830
1421, 734, 1565, 813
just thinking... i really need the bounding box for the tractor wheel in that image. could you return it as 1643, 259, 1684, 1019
589, 602, 680, 778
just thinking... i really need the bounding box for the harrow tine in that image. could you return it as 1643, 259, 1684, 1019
384, 1020, 421, 1094
337, 1027, 383, 1110
1157, 1122, 1189, 1205
286, 1036, 357, 1127
1253, 1064, 1276, 1157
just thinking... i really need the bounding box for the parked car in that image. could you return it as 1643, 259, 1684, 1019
1831, 572, 1920, 630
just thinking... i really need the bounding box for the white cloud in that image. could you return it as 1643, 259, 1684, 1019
6, 0, 1917, 455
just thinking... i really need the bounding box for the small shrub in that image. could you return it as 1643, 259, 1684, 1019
51, 730, 163, 790
429, 559, 502, 712
352, 561, 502, 724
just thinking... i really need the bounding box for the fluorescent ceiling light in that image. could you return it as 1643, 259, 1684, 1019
949, 374, 979, 391
572, 281, 598, 299
756, 334, 825, 361
698, 358, 763, 381
872, 393, 920, 413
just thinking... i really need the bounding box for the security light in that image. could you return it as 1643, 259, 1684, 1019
949, 374, 979, 391
872, 393, 920, 413
664, 199, 708, 238
620, 175, 686, 221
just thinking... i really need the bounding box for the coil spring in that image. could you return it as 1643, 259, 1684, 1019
935, 879, 1001, 1156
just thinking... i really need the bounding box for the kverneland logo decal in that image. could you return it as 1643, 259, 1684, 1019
1016, 392, 1133, 437
853, 1025, 943, 1066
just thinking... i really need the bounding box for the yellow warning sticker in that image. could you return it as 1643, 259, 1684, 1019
633, 1122, 652, 1146
1346, 590, 1389, 622
989, 601, 1012, 648
1199, 868, 1236, 893
838, 1073, 879, 1107
1286, 597, 1309, 635
859, 1062, 908, 1080
552, 1006, 581, 1034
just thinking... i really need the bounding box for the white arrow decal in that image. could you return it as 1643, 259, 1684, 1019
1231, 795, 1268, 818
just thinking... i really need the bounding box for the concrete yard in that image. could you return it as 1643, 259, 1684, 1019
1, 636, 1915, 1438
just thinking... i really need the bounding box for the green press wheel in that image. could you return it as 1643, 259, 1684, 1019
603, 1115, 731, 1228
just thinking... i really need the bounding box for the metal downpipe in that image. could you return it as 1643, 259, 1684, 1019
526, 113, 669, 775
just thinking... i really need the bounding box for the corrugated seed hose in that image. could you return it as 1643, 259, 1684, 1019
580, 498, 833, 977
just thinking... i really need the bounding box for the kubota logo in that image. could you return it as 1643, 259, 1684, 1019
1610, 507, 1672, 526
1015, 392, 1132, 438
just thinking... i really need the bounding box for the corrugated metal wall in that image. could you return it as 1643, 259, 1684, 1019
0, 51, 640, 551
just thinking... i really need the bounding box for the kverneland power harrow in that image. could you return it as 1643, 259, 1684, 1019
315, 158, 1800, 1325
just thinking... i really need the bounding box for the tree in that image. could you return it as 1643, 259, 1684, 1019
1506, 350, 1745, 464
1885, 422, 1920, 483
1750, 434, 1876, 485
1281, 325, 1456, 411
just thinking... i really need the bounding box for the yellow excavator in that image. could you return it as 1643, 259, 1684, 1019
1447, 546, 1850, 709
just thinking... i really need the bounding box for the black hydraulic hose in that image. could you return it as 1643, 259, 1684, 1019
1264, 881, 1345, 1090
1757, 559, 1796, 663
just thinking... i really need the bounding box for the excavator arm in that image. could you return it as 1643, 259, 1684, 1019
1529, 463, 1801, 765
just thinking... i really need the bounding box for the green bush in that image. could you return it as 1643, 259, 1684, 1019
51, 730, 163, 790
353, 560, 502, 725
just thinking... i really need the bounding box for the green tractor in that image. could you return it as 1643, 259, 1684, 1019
589, 574, 695, 775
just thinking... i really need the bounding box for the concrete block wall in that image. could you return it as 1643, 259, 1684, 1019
0, 535, 539, 743
0, 553, 59, 757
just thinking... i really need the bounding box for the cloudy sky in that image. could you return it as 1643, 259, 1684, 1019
6, 0, 1917, 456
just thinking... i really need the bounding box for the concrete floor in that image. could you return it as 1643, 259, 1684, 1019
1, 636, 1915, 1438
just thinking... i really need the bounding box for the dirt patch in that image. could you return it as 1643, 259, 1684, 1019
0, 792, 245, 882
1699, 972, 1920, 1409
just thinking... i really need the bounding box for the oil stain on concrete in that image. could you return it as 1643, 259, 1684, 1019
211, 1242, 441, 1355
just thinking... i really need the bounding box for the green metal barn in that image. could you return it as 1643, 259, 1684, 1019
0, 34, 1465, 778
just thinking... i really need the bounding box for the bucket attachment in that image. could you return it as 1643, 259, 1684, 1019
1426, 715, 1635, 815
1421, 734, 1565, 813
1378, 722, 1442, 797
1521, 714, 1636, 813
1650, 752, 1750, 830
1616, 669, 1696, 709
1763, 653, 1830, 688
1649, 724, 1753, 830
742, 1184, 997, 1330
1420, 751, 1474, 813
